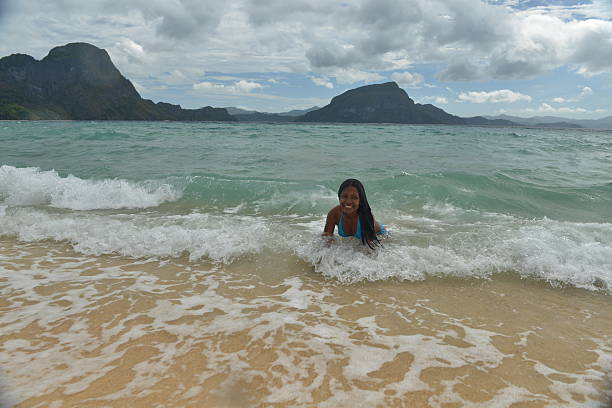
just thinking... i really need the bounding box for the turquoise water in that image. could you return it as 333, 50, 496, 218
1, 121, 611, 291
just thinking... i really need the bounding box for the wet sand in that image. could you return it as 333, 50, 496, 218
1, 237, 611, 407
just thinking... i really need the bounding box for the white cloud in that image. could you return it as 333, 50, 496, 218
132, 80, 145, 94
552, 86, 594, 104
515, 1, 612, 23
391, 71, 424, 87
580, 86, 593, 98
500, 104, 606, 118
267, 77, 289, 85
207, 75, 245, 81
435, 5, 612, 79
530, 103, 588, 114
232, 80, 263, 92
116, 38, 145, 59
560, 107, 587, 113
158, 69, 199, 85
310, 76, 334, 88
330, 68, 385, 85
457, 89, 532, 103
538, 103, 555, 112
418, 96, 448, 105
193, 80, 263, 93
193, 81, 225, 91
107, 38, 153, 75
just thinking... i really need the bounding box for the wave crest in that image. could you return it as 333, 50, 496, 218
0, 208, 267, 263
293, 219, 612, 293
0, 165, 181, 210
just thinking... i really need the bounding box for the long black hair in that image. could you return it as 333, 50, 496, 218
338, 178, 381, 249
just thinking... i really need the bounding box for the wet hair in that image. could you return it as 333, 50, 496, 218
338, 178, 381, 249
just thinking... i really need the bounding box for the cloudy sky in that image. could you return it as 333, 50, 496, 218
1, 0, 611, 118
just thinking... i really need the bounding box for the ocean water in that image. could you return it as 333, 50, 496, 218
1, 121, 611, 289
0, 121, 611, 407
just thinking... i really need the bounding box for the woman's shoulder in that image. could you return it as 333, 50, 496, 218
327, 205, 341, 219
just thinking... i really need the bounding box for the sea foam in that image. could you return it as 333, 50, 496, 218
0, 187, 610, 292
0, 208, 268, 263
292, 217, 612, 293
0, 165, 180, 210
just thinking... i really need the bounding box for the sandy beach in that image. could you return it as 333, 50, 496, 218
1, 237, 610, 407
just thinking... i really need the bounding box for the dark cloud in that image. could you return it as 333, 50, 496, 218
438, 61, 483, 81
305, 45, 364, 69
355, 0, 423, 27
488, 58, 549, 79
571, 24, 612, 74
156, 2, 227, 39
110, 0, 228, 40
244, 0, 319, 26
298, 0, 526, 79
358, 27, 414, 56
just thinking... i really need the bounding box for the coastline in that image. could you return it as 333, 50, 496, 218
1, 237, 610, 407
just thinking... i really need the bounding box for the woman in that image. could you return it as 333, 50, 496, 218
322, 178, 385, 248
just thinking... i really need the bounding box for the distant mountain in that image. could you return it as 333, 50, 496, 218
224, 106, 320, 121
277, 106, 320, 116
466, 116, 582, 129
569, 117, 612, 130
0, 42, 234, 121
486, 114, 611, 130
531, 122, 582, 129
224, 107, 259, 115
464, 116, 517, 126
298, 82, 466, 125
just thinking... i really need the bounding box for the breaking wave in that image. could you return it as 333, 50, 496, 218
0, 165, 181, 210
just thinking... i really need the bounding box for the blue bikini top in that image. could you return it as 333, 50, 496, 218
337, 215, 385, 238
338, 215, 362, 238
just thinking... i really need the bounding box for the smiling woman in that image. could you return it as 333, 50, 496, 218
323, 178, 385, 248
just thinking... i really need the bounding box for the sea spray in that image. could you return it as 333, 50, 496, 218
1, 199, 611, 292
0, 208, 269, 263
0, 165, 181, 210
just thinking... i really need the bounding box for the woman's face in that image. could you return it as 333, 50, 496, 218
339, 186, 360, 215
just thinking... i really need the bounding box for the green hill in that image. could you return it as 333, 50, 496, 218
298, 82, 465, 125
0, 42, 234, 121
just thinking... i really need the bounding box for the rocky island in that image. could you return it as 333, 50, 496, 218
0, 43, 234, 121
298, 82, 466, 125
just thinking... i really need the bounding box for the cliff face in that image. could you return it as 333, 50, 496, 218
299, 82, 465, 125
0, 43, 234, 121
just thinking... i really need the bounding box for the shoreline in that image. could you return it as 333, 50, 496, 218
1, 238, 611, 407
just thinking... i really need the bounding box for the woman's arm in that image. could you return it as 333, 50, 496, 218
322, 207, 339, 236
